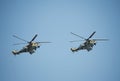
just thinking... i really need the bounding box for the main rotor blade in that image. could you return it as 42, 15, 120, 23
87, 31, 96, 39
13, 43, 27, 45
93, 39, 109, 41
37, 42, 52, 43
71, 32, 86, 40
30, 34, 38, 43
69, 40, 84, 42
13, 35, 28, 42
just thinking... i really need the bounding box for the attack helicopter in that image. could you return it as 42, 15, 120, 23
12, 34, 51, 55
70, 31, 108, 52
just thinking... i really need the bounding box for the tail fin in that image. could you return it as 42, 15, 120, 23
12, 50, 19, 55
71, 48, 78, 52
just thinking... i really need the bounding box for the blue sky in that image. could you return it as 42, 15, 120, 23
0, 0, 120, 81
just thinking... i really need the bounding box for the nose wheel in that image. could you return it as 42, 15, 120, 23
94, 43, 96, 45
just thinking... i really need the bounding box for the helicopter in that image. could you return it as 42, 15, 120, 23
12, 34, 51, 55
70, 31, 108, 52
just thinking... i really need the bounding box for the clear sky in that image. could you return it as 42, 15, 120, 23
0, 0, 120, 81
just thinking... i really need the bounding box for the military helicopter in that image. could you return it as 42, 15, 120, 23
70, 31, 108, 52
12, 34, 51, 55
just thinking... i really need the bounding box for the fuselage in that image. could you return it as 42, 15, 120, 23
71, 40, 96, 52
82, 40, 96, 51
26, 42, 40, 54
12, 42, 40, 55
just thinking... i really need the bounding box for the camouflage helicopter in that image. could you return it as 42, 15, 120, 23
12, 34, 51, 55
70, 31, 108, 52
